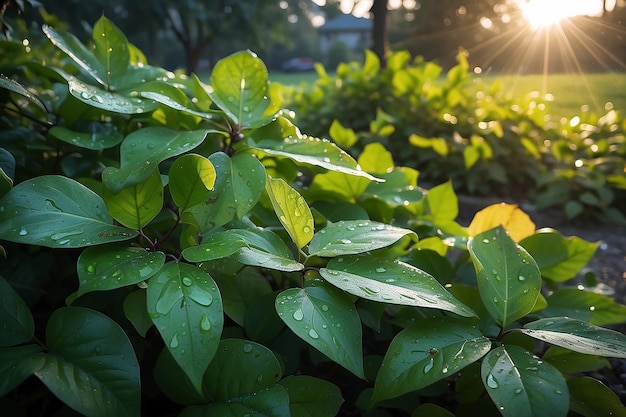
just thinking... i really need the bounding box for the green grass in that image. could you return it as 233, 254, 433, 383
270, 70, 626, 118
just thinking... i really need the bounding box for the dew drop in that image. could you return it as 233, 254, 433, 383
340, 239, 352, 244
200, 316, 211, 331
518, 275, 526, 281
243, 344, 253, 353
87, 263, 96, 273
375, 267, 386, 273
169, 333, 179, 349
482, 238, 490, 244
182, 277, 193, 286
292, 309, 304, 321
303, 226, 311, 233
486, 373, 498, 389
308, 329, 319, 339
423, 358, 434, 374
321, 304, 329, 312
18, 228, 28, 236
514, 388, 523, 395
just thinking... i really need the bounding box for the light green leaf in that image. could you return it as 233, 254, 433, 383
76, 244, 165, 297
568, 377, 626, 417
233, 247, 303, 272
372, 317, 491, 404
169, 154, 216, 211
209, 50, 277, 128
538, 288, 626, 326
251, 136, 381, 182
49, 124, 123, 150
308, 220, 417, 257
146, 262, 223, 393
278, 375, 343, 417
0, 276, 34, 346
0, 75, 47, 114
361, 169, 423, 208
425, 180, 458, 222
266, 177, 313, 249
520, 229, 599, 282
202, 338, 283, 401
329, 119, 358, 148
275, 279, 364, 378
102, 127, 208, 194
468, 225, 541, 328
521, 317, 626, 358
307, 169, 370, 202
182, 385, 290, 417
481, 345, 568, 417
92, 15, 130, 89
321, 256, 475, 317
35, 307, 140, 417
181, 152, 266, 232
0, 345, 45, 396
103, 168, 163, 229
0, 175, 137, 248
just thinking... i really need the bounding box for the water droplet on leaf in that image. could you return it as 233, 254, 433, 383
487, 374, 498, 388
169, 334, 179, 348
292, 309, 304, 321
308, 329, 319, 339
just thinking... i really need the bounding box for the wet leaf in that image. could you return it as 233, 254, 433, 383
266, 177, 313, 249
0, 75, 47, 114
233, 247, 303, 272
67, 75, 156, 114
49, 124, 123, 150
92, 15, 130, 88
169, 154, 216, 211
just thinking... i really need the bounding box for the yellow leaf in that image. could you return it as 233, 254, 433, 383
467, 203, 535, 242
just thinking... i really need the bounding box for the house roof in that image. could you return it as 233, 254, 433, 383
319, 14, 372, 32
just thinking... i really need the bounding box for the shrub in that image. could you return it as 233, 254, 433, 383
1, 16, 626, 417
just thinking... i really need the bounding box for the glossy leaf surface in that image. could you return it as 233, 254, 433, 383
0, 175, 137, 248
308, 220, 417, 257
146, 262, 223, 393
92, 15, 130, 88
481, 345, 568, 417
102, 127, 208, 194
521, 317, 626, 358
278, 375, 343, 417
538, 288, 626, 326
76, 244, 165, 297
468, 225, 541, 328
321, 256, 475, 317
275, 279, 364, 378
568, 377, 626, 417
0, 276, 34, 346
233, 247, 303, 272
372, 317, 491, 404
169, 154, 216, 211
0, 74, 47, 114
49, 124, 123, 150
266, 177, 314, 249
35, 307, 140, 417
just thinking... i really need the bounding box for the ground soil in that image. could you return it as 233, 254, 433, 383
457, 195, 626, 402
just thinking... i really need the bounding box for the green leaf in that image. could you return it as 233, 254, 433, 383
468, 225, 541, 328
146, 262, 223, 393
49, 124, 123, 150
520, 229, 599, 282
76, 244, 165, 297
66, 75, 156, 114
34, 307, 140, 417
182, 385, 290, 417
275, 279, 364, 378
0, 276, 34, 346
123, 290, 153, 337
251, 136, 381, 182
137, 81, 219, 120
201, 339, 282, 400
0, 147, 14, 198
169, 154, 216, 211
209, 50, 276, 128
538, 288, 626, 326
233, 247, 304, 272
425, 180, 458, 222
182, 152, 266, 232
481, 345, 568, 417
321, 256, 475, 318
412, 403, 455, 417
0, 175, 137, 248
266, 177, 313, 249
543, 346, 610, 374
372, 317, 491, 404
0, 75, 47, 114
329, 119, 358, 148
92, 15, 130, 89
214, 267, 273, 326
520, 317, 626, 358
568, 377, 626, 417
102, 127, 208, 194
0, 344, 45, 396
182, 229, 249, 262
308, 220, 417, 257
278, 375, 343, 417
153, 348, 206, 405
307, 169, 370, 202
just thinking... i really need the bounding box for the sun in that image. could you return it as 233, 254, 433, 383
518, 0, 604, 30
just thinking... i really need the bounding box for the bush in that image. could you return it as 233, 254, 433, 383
1, 17, 626, 417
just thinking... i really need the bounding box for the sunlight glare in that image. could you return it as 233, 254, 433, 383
518, 0, 604, 29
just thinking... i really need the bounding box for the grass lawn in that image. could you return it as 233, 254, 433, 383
270, 70, 626, 118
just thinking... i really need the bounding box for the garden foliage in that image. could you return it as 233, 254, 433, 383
284, 50, 626, 224
1, 16, 626, 417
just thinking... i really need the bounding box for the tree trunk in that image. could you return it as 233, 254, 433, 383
370, 0, 389, 67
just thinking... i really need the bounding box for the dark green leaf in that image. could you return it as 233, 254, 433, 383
182, 229, 249, 262
0, 175, 137, 248
92, 16, 130, 89
266, 177, 314, 249
468, 226, 541, 328
538, 287, 626, 326
0, 147, 14, 198
76, 244, 165, 297
181, 385, 290, 417
520, 229, 599, 282
0, 344, 45, 396
123, 290, 153, 337
102, 127, 208, 194
321, 256, 475, 317
308, 220, 417, 257
203, 339, 282, 401
542, 346, 609, 374
372, 317, 491, 404
0, 75, 47, 114
275, 279, 364, 378
169, 154, 216, 211
154, 348, 206, 405
214, 267, 273, 326
521, 317, 626, 358
0, 276, 34, 346
568, 377, 626, 417
278, 375, 343, 417
35, 307, 140, 417
48, 124, 123, 150
481, 345, 568, 417
412, 403, 455, 417
146, 262, 223, 393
